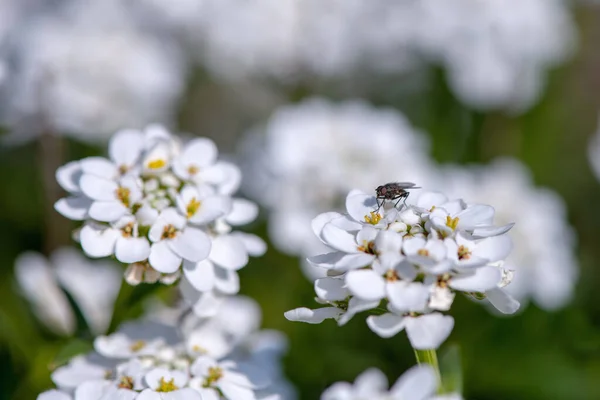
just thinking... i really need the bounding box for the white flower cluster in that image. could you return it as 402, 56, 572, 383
0, 0, 186, 144
54, 125, 265, 309
286, 189, 519, 350
240, 98, 436, 279
190, 0, 574, 112
39, 296, 294, 400
321, 366, 462, 400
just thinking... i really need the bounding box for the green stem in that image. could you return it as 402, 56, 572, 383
414, 349, 442, 393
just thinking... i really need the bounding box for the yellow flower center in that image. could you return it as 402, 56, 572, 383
385, 269, 399, 281
437, 273, 451, 288
118, 376, 134, 389
357, 240, 376, 255
417, 249, 429, 257
161, 224, 178, 240
129, 340, 146, 352
192, 344, 207, 354
458, 245, 471, 260
445, 216, 459, 230
203, 366, 224, 387
186, 197, 201, 218
147, 159, 166, 170
116, 187, 131, 207
364, 211, 382, 225
121, 222, 135, 238
118, 164, 129, 175
157, 377, 178, 392
187, 165, 199, 175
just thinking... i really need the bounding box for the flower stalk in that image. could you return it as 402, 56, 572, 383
414, 348, 442, 393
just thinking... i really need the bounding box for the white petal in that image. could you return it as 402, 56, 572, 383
416, 192, 448, 210
386, 282, 430, 313
473, 235, 512, 262
346, 193, 378, 223
375, 230, 403, 253
345, 269, 385, 301
183, 138, 218, 168
80, 174, 118, 201
88, 201, 128, 222
390, 365, 437, 400
109, 130, 144, 168
169, 227, 211, 262
486, 287, 520, 314
188, 196, 232, 225
54, 196, 91, 220
80, 224, 118, 258
225, 198, 258, 225
472, 223, 515, 238
356, 225, 378, 244
209, 235, 248, 270
353, 368, 388, 397
218, 381, 256, 400
115, 237, 150, 263
307, 251, 374, 271
38, 390, 72, 400
321, 223, 359, 253
315, 278, 348, 301
183, 259, 215, 292
366, 313, 406, 338
450, 266, 502, 292
213, 267, 240, 294
230, 232, 266, 257
284, 307, 342, 324
312, 212, 344, 241
405, 313, 454, 350
80, 157, 117, 179
456, 205, 494, 230
136, 390, 161, 400
402, 237, 427, 256
149, 241, 182, 273
56, 161, 82, 193
339, 298, 380, 326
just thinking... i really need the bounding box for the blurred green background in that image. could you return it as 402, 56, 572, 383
3, 7, 600, 400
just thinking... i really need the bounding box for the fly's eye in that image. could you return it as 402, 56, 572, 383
380, 187, 387, 195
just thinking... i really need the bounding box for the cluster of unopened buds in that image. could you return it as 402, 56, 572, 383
286, 189, 520, 349
39, 296, 288, 400
54, 125, 265, 305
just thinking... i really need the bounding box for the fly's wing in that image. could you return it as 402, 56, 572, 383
394, 182, 421, 189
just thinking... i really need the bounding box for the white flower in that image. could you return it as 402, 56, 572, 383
37, 390, 72, 400
321, 365, 438, 400
189, 357, 261, 400
148, 208, 211, 273
182, 234, 250, 295
80, 217, 150, 264
367, 311, 455, 350
175, 185, 231, 225
80, 174, 143, 223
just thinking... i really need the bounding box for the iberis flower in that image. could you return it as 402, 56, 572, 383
285, 189, 519, 350
54, 125, 264, 309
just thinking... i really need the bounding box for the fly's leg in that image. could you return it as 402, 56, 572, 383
375, 197, 383, 212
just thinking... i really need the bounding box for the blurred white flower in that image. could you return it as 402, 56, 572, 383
195, 1, 573, 112
40, 296, 295, 399
240, 98, 437, 279
440, 158, 578, 310
15, 248, 121, 335
1, 0, 186, 143
321, 365, 438, 400
412, 0, 575, 112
